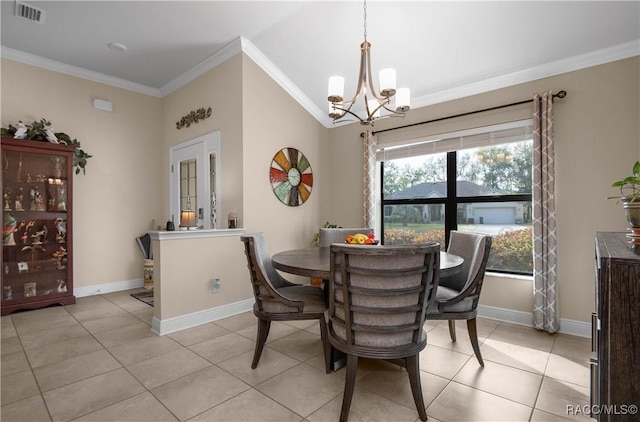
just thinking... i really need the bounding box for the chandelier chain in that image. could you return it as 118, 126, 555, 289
363, 0, 367, 41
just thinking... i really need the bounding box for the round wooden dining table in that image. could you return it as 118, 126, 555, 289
271, 247, 464, 279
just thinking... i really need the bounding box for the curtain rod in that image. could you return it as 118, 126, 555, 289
370, 90, 567, 136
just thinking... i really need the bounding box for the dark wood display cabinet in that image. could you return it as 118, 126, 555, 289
1, 137, 75, 316
593, 232, 640, 421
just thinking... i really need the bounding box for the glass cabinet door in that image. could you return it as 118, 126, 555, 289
1, 138, 75, 315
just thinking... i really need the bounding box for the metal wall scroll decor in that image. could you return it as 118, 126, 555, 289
176, 107, 212, 129
270, 147, 313, 207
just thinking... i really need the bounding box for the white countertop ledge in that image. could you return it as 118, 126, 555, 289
149, 228, 245, 240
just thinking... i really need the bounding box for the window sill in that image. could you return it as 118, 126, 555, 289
485, 271, 533, 282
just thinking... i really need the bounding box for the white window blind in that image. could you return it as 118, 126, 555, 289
377, 120, 533, 161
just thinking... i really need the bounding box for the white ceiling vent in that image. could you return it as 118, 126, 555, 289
15, 1, 45, 24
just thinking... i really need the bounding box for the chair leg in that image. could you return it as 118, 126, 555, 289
319, 315, 332, 374
406, 354, 428, 421
448, 320, 457, 342
340, 354, 358, 422
251, 318, 271, 369
467, 318, 484, 367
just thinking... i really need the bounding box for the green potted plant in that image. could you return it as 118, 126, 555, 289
1, 118, 92, 175
609, 160, 640, 229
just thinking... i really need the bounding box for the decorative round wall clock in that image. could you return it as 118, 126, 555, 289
270, 147, 313, 206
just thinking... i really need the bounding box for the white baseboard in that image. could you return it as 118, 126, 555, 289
478, 304, 591, 338
151, 299, 254, 336
74, 278, 143, 298
73, 281, 590, 338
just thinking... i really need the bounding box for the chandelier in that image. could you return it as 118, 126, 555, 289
327, 0, 410, 126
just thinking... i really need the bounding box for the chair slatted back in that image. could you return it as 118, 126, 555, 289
328, 243, 440, 355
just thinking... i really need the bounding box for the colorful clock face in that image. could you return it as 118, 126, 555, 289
270, 147, 313, 206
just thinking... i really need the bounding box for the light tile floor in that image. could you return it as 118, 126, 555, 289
1, 289, 592, 422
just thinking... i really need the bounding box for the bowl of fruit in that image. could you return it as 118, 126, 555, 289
345, 233, 379, 245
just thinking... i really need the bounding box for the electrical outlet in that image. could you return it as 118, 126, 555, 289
212, 278, 221, 294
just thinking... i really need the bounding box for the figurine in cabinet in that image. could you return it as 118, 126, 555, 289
56, 280, 67, 293
31, 226, 47, 244
20, 221, 34, 244
29, 186, 36, 211
3, 213, 17, 246
57, 182, 66, 211
47, 181, 56, 211
30, 185, 45, 211
24, 282, 36, 297
14, 187, 24, 211
21, 243, 45, 268
52, 246, 67, 269
35, 188, 45, 211
55, 218, 66, 242
52, 157, 62, 178
4, 188, 12, 210
3, 285, 12, 300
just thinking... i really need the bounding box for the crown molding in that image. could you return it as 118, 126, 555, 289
0, 46, 162, 97
410, 39, 640, 111
158, 37, 244, 97
2, 38, 637, 127
239, 37, 329, 126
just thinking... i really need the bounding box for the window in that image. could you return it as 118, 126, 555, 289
379, 121, 533, 275
170, 132, 220, 229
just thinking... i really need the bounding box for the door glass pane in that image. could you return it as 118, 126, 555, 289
180, 159, 197, 212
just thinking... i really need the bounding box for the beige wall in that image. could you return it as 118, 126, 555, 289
152, 51, 329, 318
327, 56, 640, 323
3, 52, 638, 326
161, 54, 244, 225
157, 54, 251, 317
1, 59, 163, 291
152, 234, 248, 320
241, 55, 328, 255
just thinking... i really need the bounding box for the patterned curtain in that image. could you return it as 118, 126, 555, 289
532, 91, 559, 333
363, 130, 377, 229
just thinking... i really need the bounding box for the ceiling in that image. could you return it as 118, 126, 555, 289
1, 1, 639, 127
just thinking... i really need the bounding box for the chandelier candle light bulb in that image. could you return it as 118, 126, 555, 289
379, 68, 396, 97
395, 87, 411, 112
328, 76, 345, 102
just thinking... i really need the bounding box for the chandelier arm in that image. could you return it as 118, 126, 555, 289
350, 41, 370, 104
332, 106, 367, 125
336, 41, 370, 111
379, 101, 405, 116
364, 44, 381, 101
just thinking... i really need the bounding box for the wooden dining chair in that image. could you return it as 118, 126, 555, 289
426, 230, 492, 366
240, 233, 329, 369
327, 243, 441, 422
